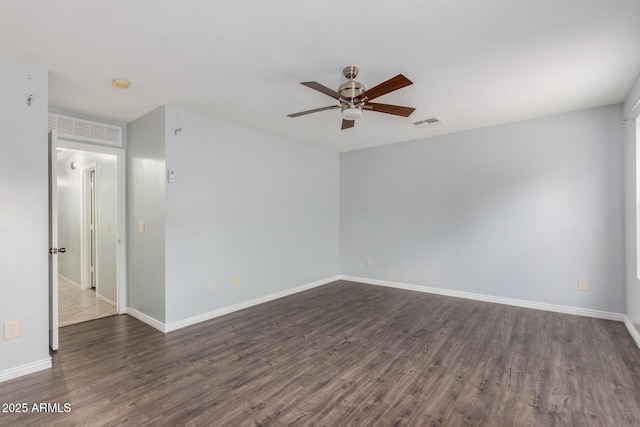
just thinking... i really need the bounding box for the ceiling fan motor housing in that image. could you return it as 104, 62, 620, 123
338, 80, 365, 100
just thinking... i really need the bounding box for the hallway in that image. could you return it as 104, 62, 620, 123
58, 276, 116, 327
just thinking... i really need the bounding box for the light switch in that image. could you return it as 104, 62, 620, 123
138, 221, 145, 234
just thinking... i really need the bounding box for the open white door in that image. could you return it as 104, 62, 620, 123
48, 130, 59, 351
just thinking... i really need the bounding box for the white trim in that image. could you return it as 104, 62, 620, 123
125, 276, 341, 334
126, 308, 166, 333
0, 358, 52, 383
49, 131, 59, 350
81, 163, 97, 291
339, 276, 624, 322
97, 294, 116, 307
58, 274, 81, 289
624, 316, 640, 349
164, 276, 340, 332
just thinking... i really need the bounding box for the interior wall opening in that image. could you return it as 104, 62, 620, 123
56, 148, 118, 327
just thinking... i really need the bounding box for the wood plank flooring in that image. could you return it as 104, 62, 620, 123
1, 280, 640, 426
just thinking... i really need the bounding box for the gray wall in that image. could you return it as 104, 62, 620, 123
341, 105, 625, 313
624, 73, 640, 332
127, 106, 167, 322
0, 58, 49, 372
57, 153, 81, 283
163, 106, 339, 323
57, 150, 118, 303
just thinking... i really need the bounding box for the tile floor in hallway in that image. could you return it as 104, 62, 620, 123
58, 276, 117, 327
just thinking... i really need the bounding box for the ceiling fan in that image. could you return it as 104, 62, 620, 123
287, 66, 416, 130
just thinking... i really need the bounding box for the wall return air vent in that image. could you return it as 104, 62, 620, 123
413, 117, 444, 129
48, 113, 123, 147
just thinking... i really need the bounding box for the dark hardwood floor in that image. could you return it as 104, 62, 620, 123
2, 280, 640, 426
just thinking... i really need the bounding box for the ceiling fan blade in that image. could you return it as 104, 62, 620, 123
357, 74, 413, 102
341, 119, 355, 130
364, 102, 416, 117
287, 105, 340, 118
301, 81, 344, 100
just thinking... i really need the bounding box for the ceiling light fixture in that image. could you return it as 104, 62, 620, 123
341, 105, 362, 121
112, 79, 131, 89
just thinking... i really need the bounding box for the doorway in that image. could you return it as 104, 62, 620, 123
49, 134, 126, 349
58, 150, 116, 326
82, 165, 97, 290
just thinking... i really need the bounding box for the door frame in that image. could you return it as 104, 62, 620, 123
58, 138, 127, 312
81, 163, 98, 291
49, 131, 59, 350
50, 137, 127, 348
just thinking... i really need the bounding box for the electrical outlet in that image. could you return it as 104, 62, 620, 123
233, 277, 239, 287
206, 281, 214, 294
367, 258, 373, 267
4, 320, 20, 340
578, 278, 589, 291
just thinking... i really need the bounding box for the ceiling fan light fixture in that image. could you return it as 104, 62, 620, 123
342, 106, 362, 120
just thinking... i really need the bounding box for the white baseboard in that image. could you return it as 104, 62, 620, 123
0, 358, 52, 383
164, 276, 340, 333
128, 276, 340, 333
339, 275, 624, 322
126, 307, 166, 333
97, 293, 116, 307
58, 274, 81, 289
624, 316, 640, 349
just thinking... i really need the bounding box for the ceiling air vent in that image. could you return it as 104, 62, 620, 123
48, 113, 123, 147
413, 117, 444, 129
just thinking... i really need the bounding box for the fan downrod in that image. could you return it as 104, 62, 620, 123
339, 66, 365, 100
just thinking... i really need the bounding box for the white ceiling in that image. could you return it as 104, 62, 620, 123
1, 0, 639, 152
